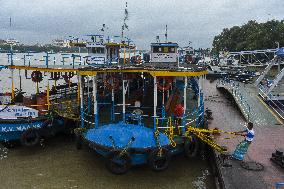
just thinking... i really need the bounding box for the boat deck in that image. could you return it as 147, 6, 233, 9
205, 80, 284, 189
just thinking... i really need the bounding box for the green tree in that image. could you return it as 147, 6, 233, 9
212, 20, 284, 54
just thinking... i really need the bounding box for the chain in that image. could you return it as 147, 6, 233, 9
154, 129, 163, 157
119, 137, 135, 157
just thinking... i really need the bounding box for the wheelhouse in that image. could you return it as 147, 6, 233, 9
150, 42, 178, 63
86, 42, 107, 65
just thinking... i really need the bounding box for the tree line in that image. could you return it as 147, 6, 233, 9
212, 20, 284, 54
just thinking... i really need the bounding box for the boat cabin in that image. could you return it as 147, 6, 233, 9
105, 42, 121, 64
86, 42, 107, 65
150, 42, 178, 63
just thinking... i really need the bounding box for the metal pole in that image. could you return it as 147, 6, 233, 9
122, 80, 126, 122
87, 76, 90, 113
80, 75, 84, 128
93, 75, 98, 128
111, 88, 115, 122
153, 76, 157, 129
45, 52, 49, 68
182, 76, 188, 132
198, 77, 201, 107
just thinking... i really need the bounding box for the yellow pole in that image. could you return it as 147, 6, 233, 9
11, 69, 15, 99
46, 82, 50, 110
36, 82, 39, 94
11, 81, 15, 99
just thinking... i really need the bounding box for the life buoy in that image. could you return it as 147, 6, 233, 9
157, 77, 173, 91
31, 71, 43, 83
20, 128, 40, 147
148, 148, 171, 171
50, 72, 61, 80
135, 56, 142, 64
62, 72, 75, 83
184, 135, 200, 158
186, 55, 193, 63
104, 76, 120, 91
105, 151, 131, 174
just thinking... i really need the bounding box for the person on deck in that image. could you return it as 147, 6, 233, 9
232, 122, 254, 161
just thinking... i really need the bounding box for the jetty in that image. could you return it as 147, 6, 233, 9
207, 79, 284, 189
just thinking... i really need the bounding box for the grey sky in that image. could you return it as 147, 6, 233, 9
0, 0, 283, 49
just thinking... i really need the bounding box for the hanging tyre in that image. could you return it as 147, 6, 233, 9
105, 151, 131, 175
148, 148, 171, 171
21, 128, 40, 147
184, 135, 200, 158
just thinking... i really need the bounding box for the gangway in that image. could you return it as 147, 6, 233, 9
254, 58, 277, 86
265, 66, 284, 95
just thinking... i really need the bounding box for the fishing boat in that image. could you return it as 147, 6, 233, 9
0, 91, 63, 147
74, 40, 209, 174
0, 54, 78, 147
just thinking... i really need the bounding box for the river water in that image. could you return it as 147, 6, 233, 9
0, 53, 215, 189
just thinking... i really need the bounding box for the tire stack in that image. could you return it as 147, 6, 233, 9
270, 149, 284, 168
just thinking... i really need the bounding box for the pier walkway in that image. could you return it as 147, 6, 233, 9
205, 80, 284, 189
216, 80, 283, 125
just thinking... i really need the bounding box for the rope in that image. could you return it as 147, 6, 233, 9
185, 126, 241, 153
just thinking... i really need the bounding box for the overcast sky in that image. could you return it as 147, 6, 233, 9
0, 0, 283, 49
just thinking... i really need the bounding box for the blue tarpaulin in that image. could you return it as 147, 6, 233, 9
276, 48, 284, 58
85, 122, 170, 149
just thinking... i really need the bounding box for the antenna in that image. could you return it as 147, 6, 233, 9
121, 1, 129, 40
165, 25, 168, 43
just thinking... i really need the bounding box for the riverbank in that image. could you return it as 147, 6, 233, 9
205, 80, 284, 189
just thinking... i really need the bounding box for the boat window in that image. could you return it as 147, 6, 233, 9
164, 47, 169, 53
153, 46, 176, 53
169, 47, 176, 53
153, 46, 163, 53
92, 47, 105, 54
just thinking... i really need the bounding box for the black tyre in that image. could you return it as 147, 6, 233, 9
21, 128, 40, 147
105, 151, 131, 175
184, 135, 200, 158
148, 148, 171, 171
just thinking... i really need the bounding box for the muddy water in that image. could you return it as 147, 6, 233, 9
0, 53, 216, 189
0, 136, 215, 189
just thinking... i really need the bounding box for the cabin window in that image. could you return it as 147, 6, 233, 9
169, 47, 176, 53
164, 47, 169, 53
92, 47, 105, 54
153, 46, 163, 53
153, 46, 176, 53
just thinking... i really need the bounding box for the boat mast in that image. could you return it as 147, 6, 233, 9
165, 25, 168, 43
